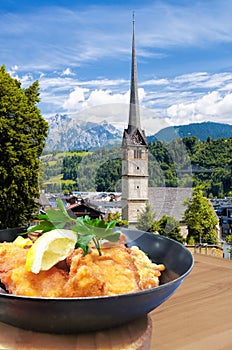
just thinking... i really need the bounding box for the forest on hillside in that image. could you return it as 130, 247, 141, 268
41, 136, 232, 198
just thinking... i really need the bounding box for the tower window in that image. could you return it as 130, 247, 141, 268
137, 185, 140, 189
134, 149, 142, 158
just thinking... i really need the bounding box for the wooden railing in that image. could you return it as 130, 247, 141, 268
187, 245, 224, 258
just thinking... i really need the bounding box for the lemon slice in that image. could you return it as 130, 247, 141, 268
25, 229, 77, 274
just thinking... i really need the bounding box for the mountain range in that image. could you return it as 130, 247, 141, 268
44, 114, 122, 151
44, 115, 232, 151
147, 121, 232, 143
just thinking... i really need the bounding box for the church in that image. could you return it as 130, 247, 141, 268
121, 18, 192, 229
121, 16, 149, 226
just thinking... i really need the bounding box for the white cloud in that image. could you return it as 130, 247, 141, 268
58, 87, 148, 132
62, 86, 146, 114
82, 89, 128, 108
217, 93, 232, 116
7, 64, 232, 133
141, 78, 169, 86
63, 86, 89, 111
166, 90, 232, 125
61, 68, 75, 76
172, 72, 232, 91
8, 65, 19, 78
36, 69, 232, 132
11, 65, 19, 72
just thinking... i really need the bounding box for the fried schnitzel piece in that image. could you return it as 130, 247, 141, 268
0, 241, 165, 298
129, 246, 165, 289
63, 248, 105, 297
0, 243, 68, 297
64, 246, 140, 297
94, 246, 140, 295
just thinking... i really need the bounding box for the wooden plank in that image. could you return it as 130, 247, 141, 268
150, 254, 232, 350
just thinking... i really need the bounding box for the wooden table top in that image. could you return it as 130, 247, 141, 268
150, 254, 232, 350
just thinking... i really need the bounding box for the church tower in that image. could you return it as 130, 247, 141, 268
121, 16, 149, 226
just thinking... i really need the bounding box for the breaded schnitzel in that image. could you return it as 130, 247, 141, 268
0, 241, 164, 298
0, 243, 68, 297
64, 246, 140, 297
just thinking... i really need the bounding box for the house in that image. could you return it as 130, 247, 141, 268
210, 198, 232, 238
66, 200, 105, 220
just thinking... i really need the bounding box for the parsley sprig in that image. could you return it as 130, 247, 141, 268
28, 199, 121, 256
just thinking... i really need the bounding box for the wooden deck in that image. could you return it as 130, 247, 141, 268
150, 254, 232, 350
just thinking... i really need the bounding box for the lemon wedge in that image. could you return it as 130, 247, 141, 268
25, 229, 77, 274
13, 236, 33, 248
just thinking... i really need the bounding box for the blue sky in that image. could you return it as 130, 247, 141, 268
1, 0, 232, 134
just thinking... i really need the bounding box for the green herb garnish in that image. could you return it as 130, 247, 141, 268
72, 215, 121, 255
28, 199, 121, 256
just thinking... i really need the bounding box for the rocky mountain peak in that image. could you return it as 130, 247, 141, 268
44, 114, 123, 151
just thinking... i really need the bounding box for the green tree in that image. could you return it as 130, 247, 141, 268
183, 186, 218, 244
225, 234, 232, 244
95, 158, 121, 192
182, 136, 198, 156
136, 202, 157, 232
157, 215, 185, 243
104, 211, 128, 227
0, 65, 48, 229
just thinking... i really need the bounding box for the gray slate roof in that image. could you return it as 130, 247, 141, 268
148, 187, 193, 221
89, 187, 193, 222
36, 192, 52, 207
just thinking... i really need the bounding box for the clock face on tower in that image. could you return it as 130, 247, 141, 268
131, 132, 146, 145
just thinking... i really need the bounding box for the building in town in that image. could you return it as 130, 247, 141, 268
121, 16, 193, 228
210, 198, 232, 239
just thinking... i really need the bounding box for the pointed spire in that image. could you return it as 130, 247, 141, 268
128, 12, 141, 133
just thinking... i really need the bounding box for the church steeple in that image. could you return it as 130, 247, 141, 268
122, 14, 147, 147
128, 13, 141, 133
121, 15, 149, 226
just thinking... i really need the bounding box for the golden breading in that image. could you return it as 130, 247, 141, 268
0, 243, 68, 297
129, 246, 165, 289
64, 246, 140, 297
0, 241, 165, 298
